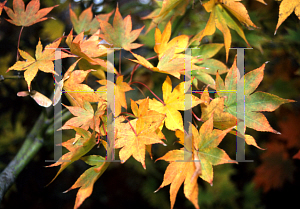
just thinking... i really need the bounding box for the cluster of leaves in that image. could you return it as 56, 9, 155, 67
1, 0, 298, 208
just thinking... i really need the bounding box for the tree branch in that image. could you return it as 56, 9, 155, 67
0, 112, 44, 202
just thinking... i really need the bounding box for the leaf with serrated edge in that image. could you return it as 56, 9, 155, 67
115, 98, 165, 168
215, 56, 295, 133
156, 114, 236, 209
64, 155, 110, 209
4, 0, 58, 27
97, 5, 144, 51
7, 38, 74, 90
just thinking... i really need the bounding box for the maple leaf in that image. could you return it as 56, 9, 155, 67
215, 56, 295, 133
156, 114, 236, 209
277, 110, 300, 148
197, 0, 255, 62
64, 155, 110, 209
275, 0, 300, 35
46, 127, 97, 185
17, 90, 52, 107
97, 75, 133, 116
253, 141, 295, 192
69, 4, 113, 35
130, 48, 202, 79
97, 5, 144, 51
7, 38, 74, 91
4, 0, 58, 27
138, 76, 203, 131
154, 21, 189, 59
63, 68, 101, 107
200, 87, 237, 130
59, 101, 104, 133
200, 86, 264, 149
115, 98, 166, 168
65, 29, 116, 74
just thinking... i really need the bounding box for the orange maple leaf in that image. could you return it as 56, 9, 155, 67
59, 101, 105, 133
97, 75, 133, 116
46, 127, 97, 186
156, 114, 236, 209
115, 98, 166, 169
4, 0, 58, 27
65, 29, 116, 74
253, 141, 295, 192
97, 5, 144, 51
7, 38, 74, 91
64, 155, 110, 209
63, 67, 101, 107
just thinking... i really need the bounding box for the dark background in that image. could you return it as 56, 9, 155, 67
1, 0, 300, 208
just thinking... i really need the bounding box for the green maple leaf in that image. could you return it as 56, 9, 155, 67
97, 5, 144, 51
69, 4, 113, 35
215, 57, 295, 133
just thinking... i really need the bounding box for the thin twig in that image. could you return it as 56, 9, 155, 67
0, 75, 24, 82
128, 55, 157, 84
129, 81, 165, 105
119, 50, 122, 74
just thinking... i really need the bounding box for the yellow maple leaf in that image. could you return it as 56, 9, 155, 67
97, 75, 133, 116
196, 0, 255, 62
275, 0, 300, 35
7, 38, 74, 90
141, 76, 203, 131
115, 98, 166, 168
154, 21, 189, 59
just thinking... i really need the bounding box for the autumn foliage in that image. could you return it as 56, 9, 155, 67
1, 0, 299, 208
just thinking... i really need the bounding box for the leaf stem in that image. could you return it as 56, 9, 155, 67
131, 83, 147, 98
192, 110, 201, 121
129, 81, 165, 105
16, 26, 24, 61
119, 112, 136, 118
128, 55, 157, 84
125, 117, 138, 136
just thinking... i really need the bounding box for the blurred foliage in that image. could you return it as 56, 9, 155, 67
0, 0, 300, 208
